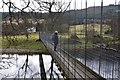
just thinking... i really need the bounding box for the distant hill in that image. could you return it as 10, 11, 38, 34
0, 5, 119, 23
62, 5, 119, 24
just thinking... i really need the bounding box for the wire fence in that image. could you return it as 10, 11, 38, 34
41, 0, 120, 79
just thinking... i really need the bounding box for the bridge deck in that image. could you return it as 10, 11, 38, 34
41, 34, 106, 80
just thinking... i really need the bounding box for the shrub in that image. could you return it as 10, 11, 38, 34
70, 33, 79, 40
104, 29, 111, 34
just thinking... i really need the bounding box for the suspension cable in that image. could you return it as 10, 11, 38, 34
92, 0, 95, 48
73, 0, 77, 78
84, 0, 88, 78
98, 0, 103, 75
67, 0, 71, 78
100, 0, 103, 36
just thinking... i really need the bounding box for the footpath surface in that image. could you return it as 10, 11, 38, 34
0, 48, 48, 54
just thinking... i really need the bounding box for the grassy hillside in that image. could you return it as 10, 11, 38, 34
62, 5, 118, 23
1, 5, 118, 23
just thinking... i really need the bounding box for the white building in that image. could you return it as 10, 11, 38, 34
27, 27, 36, 33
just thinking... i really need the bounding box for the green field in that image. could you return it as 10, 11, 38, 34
0, 33, 47, 50
69, 24, 110, 35
59, 24, 119, 49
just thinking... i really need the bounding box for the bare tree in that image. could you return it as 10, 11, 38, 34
34, 0, 71, 33
1, 0, 71, 79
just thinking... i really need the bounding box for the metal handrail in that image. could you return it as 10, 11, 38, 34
59, 46, 105, 80
45, 39, 87, 79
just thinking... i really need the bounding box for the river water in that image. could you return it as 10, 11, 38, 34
0, 54, 63, 79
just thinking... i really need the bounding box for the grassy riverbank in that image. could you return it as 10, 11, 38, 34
0, 33, 48, 54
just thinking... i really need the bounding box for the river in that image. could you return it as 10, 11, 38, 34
0, 54, 63, 79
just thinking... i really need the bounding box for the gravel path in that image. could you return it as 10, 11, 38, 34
0, 48, 48, 54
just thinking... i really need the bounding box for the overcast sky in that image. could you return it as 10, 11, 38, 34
0, 0, 119, 12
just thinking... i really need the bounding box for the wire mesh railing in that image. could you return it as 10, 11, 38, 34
40, 0, 120, 79
41, 33, 106, 79
41, 31, 120, 79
